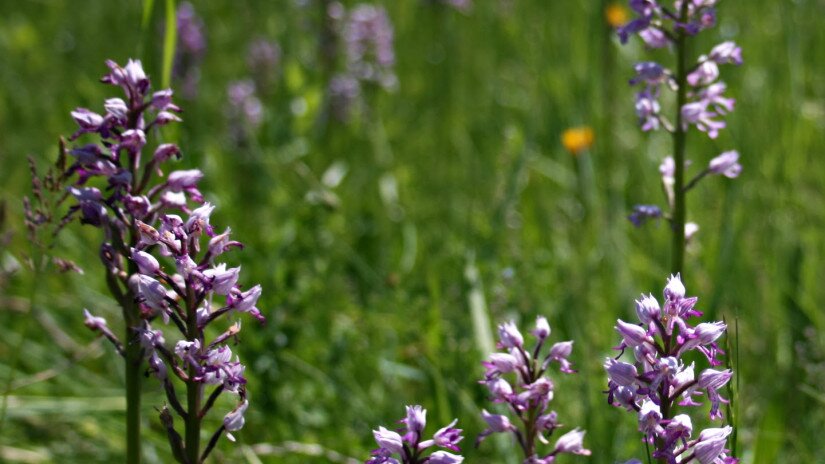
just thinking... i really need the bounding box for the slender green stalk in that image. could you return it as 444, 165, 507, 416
123, 108, 145, 464
185, 285, 202, 463
186, 376, 202, 463
124, 302, 143, 464
524, 414, 536, 458
119, 247, 143, 463
670, 3, 690, 276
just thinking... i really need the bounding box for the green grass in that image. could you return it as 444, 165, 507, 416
1, 0, 825, 462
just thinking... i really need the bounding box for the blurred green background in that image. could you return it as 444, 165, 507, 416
1, 0, 825, 462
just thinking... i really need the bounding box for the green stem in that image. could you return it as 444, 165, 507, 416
185, 377, 201, 463
118, 229, 143, 464
185, 285, 202, 463
125, 307, 143, 464
523, 406, 537, 458
123, 96, 146, 464
670, 5, 690, 276
683, 169, 710, 193
522, 357, 539, 459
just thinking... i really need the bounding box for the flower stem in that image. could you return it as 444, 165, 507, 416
125, 321, 143, 464
185, 285, 202, 463
670, 4, 690, 276
656, 16, 690, 453
683, 169, 710, 193
123, 293, 143, 464
185, 375, 202, 463
120, 97, 146, 464
524, 408, 537, 458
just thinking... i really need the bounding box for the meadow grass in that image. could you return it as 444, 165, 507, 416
1, 0, 824, 462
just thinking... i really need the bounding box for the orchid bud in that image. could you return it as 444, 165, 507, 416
532, 316, 550, 340
497, 321, 524, 348
131, 248, 160, 274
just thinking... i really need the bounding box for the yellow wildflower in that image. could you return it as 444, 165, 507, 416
605, 3, 629, 28
561, 126, 595, 155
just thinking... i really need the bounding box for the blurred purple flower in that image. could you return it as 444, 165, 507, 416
635, 90, 661, 131
681, 101, 725, 138
552, 429, 591, 456
708, 150, 741, 178
696, 82, 735, 115
227, 79, 264, 131
639, 27, 669, 48
709, 41, 742, 65
628, 204, 662, 227
174, 2, 207, 99
329, 74, 361, 122
248, 38, 282, 84
343, 4, 397, 90
630, 61, 669, 89
687, 60, 720, 87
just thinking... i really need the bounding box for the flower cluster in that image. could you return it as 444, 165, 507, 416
619, 0, 717, 47
227, 79, 264, 131
477, 318, 590, 463
65, 59, 261, 460
175, 2, 207, 99
325, 2, 397, 122
225, 37, 281, 139
66, 59, 183, 222
342, 4, 397, 89
604, 275, 736, 463
620, 1, 743, 233
622, 0, 742, 135
367, 405, 464, 464
130, 201, 262, 442
627, 42, 741, 139
247, 37, 282, 88
328, 74, 362, 122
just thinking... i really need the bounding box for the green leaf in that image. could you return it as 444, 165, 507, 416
161, 0, 177, 90
141, 0, 156, 32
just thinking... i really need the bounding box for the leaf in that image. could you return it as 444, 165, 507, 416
161, 0, 177, 90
